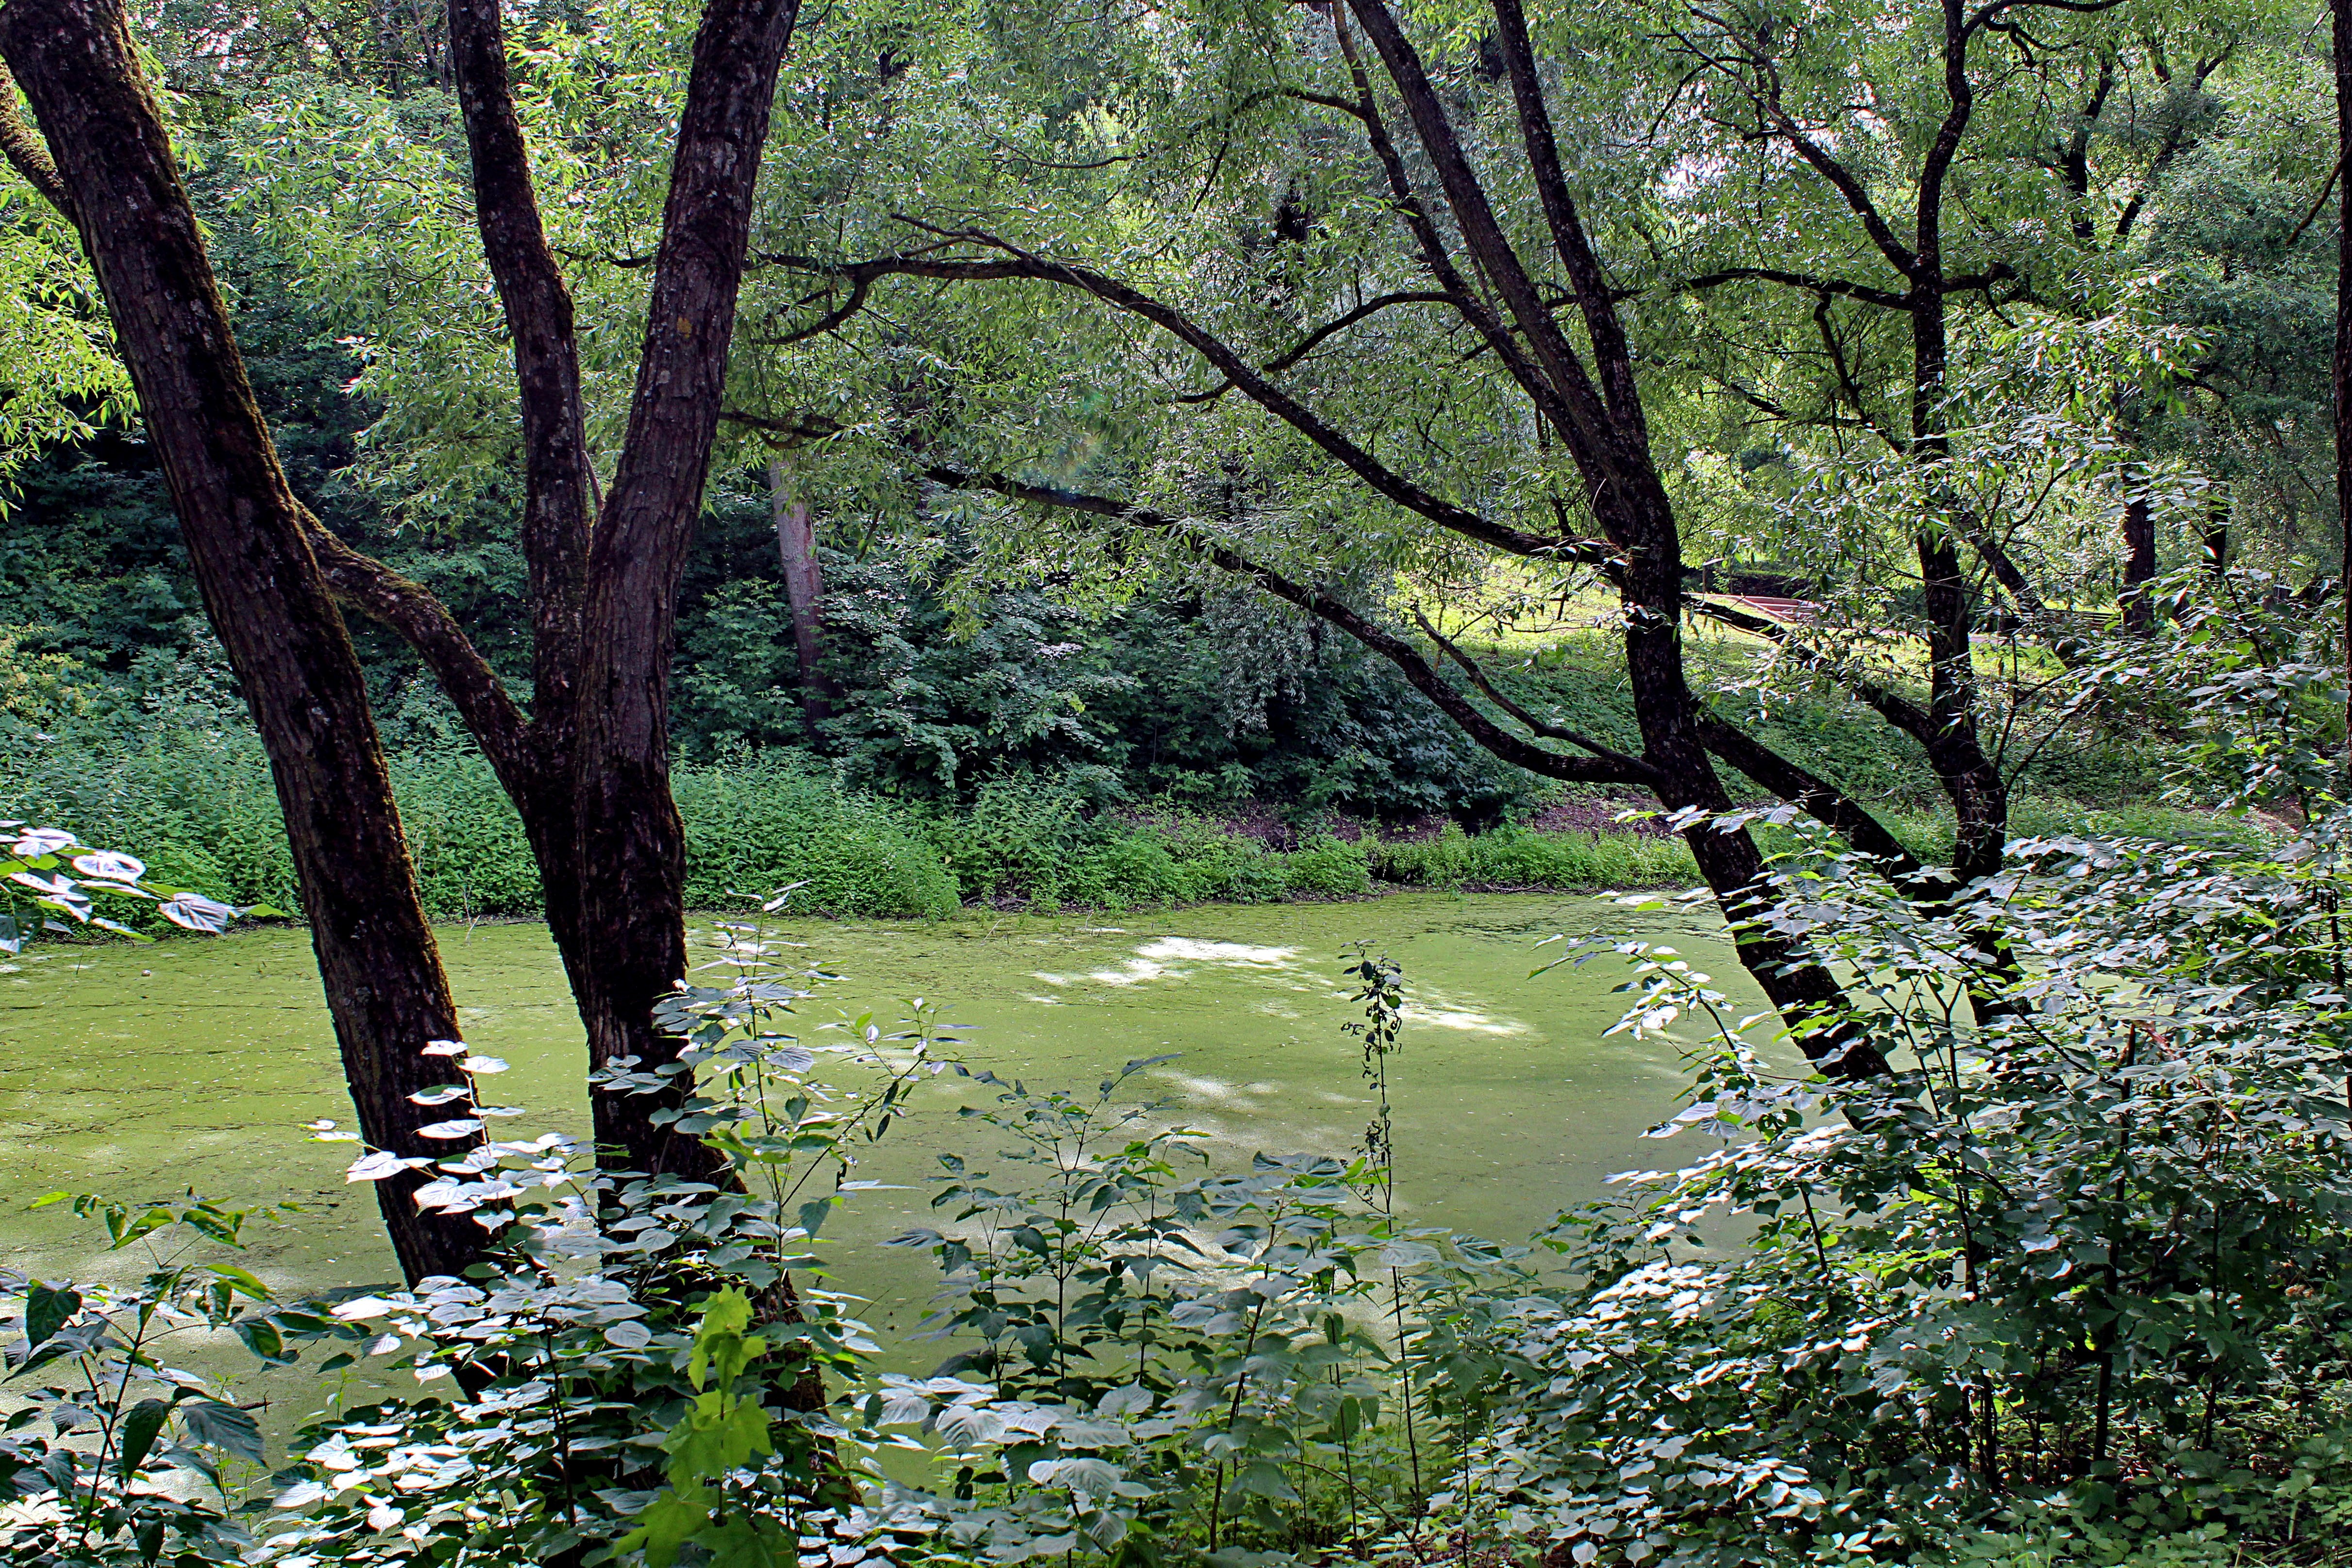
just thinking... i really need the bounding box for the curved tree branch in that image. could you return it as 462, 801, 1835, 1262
303, 517, 538, 799
1407, 603, 1657, 778
1173, 289, 1453, 404
800, 240, 1609, 564
1683, 266, 1912, 310
0, 60, 73, 223
1691, 711, 1927, 882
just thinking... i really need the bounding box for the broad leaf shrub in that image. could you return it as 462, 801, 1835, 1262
1, 820, 277, 946
0, 1196, 304, 1567
2, 731, 1563, 922
676, 757, 961, 918
1369, 821, 1698, 891
1425, 812, 2352, 1568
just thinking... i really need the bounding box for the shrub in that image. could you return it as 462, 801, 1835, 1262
1370, 822, 1698, 890
675, 757, 960, 918
385, 750, 539, 918
922, 775, 1093, 904
1276, 832, 1372, 896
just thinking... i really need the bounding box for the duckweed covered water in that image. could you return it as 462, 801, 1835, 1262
0, 892, 1753, 1339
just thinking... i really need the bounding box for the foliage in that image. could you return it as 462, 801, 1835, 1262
1416, 805, 2352, 1568
1371, 821, 1699, 892
1, 818, 275, 951
0, 1196, 313, 1567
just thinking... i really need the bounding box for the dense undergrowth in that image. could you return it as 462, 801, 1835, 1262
9, 814, 2352, 1568
0, 723, 2238, 923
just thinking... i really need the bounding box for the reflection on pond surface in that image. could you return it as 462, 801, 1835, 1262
0, 892, 1752, 1339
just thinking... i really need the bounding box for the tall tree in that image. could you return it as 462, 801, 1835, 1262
325, 0, 802, 1182
767, 0, 1940, 1072
764, 0, 2182, 1061
0, 0, 804, 1186
2336, 0, 2352, 755
0, 12, 483, 1283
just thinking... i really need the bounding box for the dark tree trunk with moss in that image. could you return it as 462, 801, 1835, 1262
2336, 0, 2352, 762
0, 0, 808, 1212
2122, 498, 2158, 632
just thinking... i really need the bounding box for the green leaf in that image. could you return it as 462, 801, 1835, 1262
670, 1393, 773, 1480
179, 1399, 263, 1465
232, 1317, 288, 1364
1232, 1460, 1299, 1502
205, 1263, 273, 1300
701, 1513, 797, 1568
116, 1397, 173, 1480
618, 1481, 717, 1568
24, 1282, 79, 1349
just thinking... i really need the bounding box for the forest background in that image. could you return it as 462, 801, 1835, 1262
0, 0, 2269, 926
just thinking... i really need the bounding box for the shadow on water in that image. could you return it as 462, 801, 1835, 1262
0, 891, 1754, 1346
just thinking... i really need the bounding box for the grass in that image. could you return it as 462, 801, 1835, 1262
1, 724, 2240, 926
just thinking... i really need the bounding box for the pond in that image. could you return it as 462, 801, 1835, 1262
0, 891, 1753, 1343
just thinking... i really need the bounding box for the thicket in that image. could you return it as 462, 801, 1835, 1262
0, 724, 1397, 919
7, 711, 2211, 921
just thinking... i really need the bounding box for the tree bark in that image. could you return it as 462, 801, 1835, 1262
571, 0, 800, 1181
0, 0, 486, 1284
767, 455, 830, 726
2335, 0, 2352, 768
2120, 496, 2157, 632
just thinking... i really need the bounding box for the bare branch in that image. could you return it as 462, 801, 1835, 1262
1489, 0, 1646, 433
304, 516, 538, 797
1690, 711, 1926, 880
1408, 603, 1656, 777
1174, 289, 1453, 404
1342, 0, 1629, 473
798, 236, 1609, 564
445, 0, 593, 740
1683, 266, 1911, 310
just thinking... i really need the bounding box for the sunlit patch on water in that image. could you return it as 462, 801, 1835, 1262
1395, 980, 1532, 1035
1030, 936, 1303, 988
1162, 1072, 1275, 1107
1399, 1004, 1526, 1034
1136, 938, 1297, 966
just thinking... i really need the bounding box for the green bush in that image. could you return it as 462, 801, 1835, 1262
0, 725, 297, 919
674, 758, 960, 918
1370, 822, 1699, 890
922, 776, 1092, 904
386, 750, 540, 918
1276, 832, 1373, 896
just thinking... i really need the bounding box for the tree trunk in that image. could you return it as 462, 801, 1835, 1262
0, 0, 486, 1284
2120, 496, 2157, 632
1608, 478, 1891, 1078
570, 0, 800, 1182
2335, 0, 2352, 767
767, 455, 830, 727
